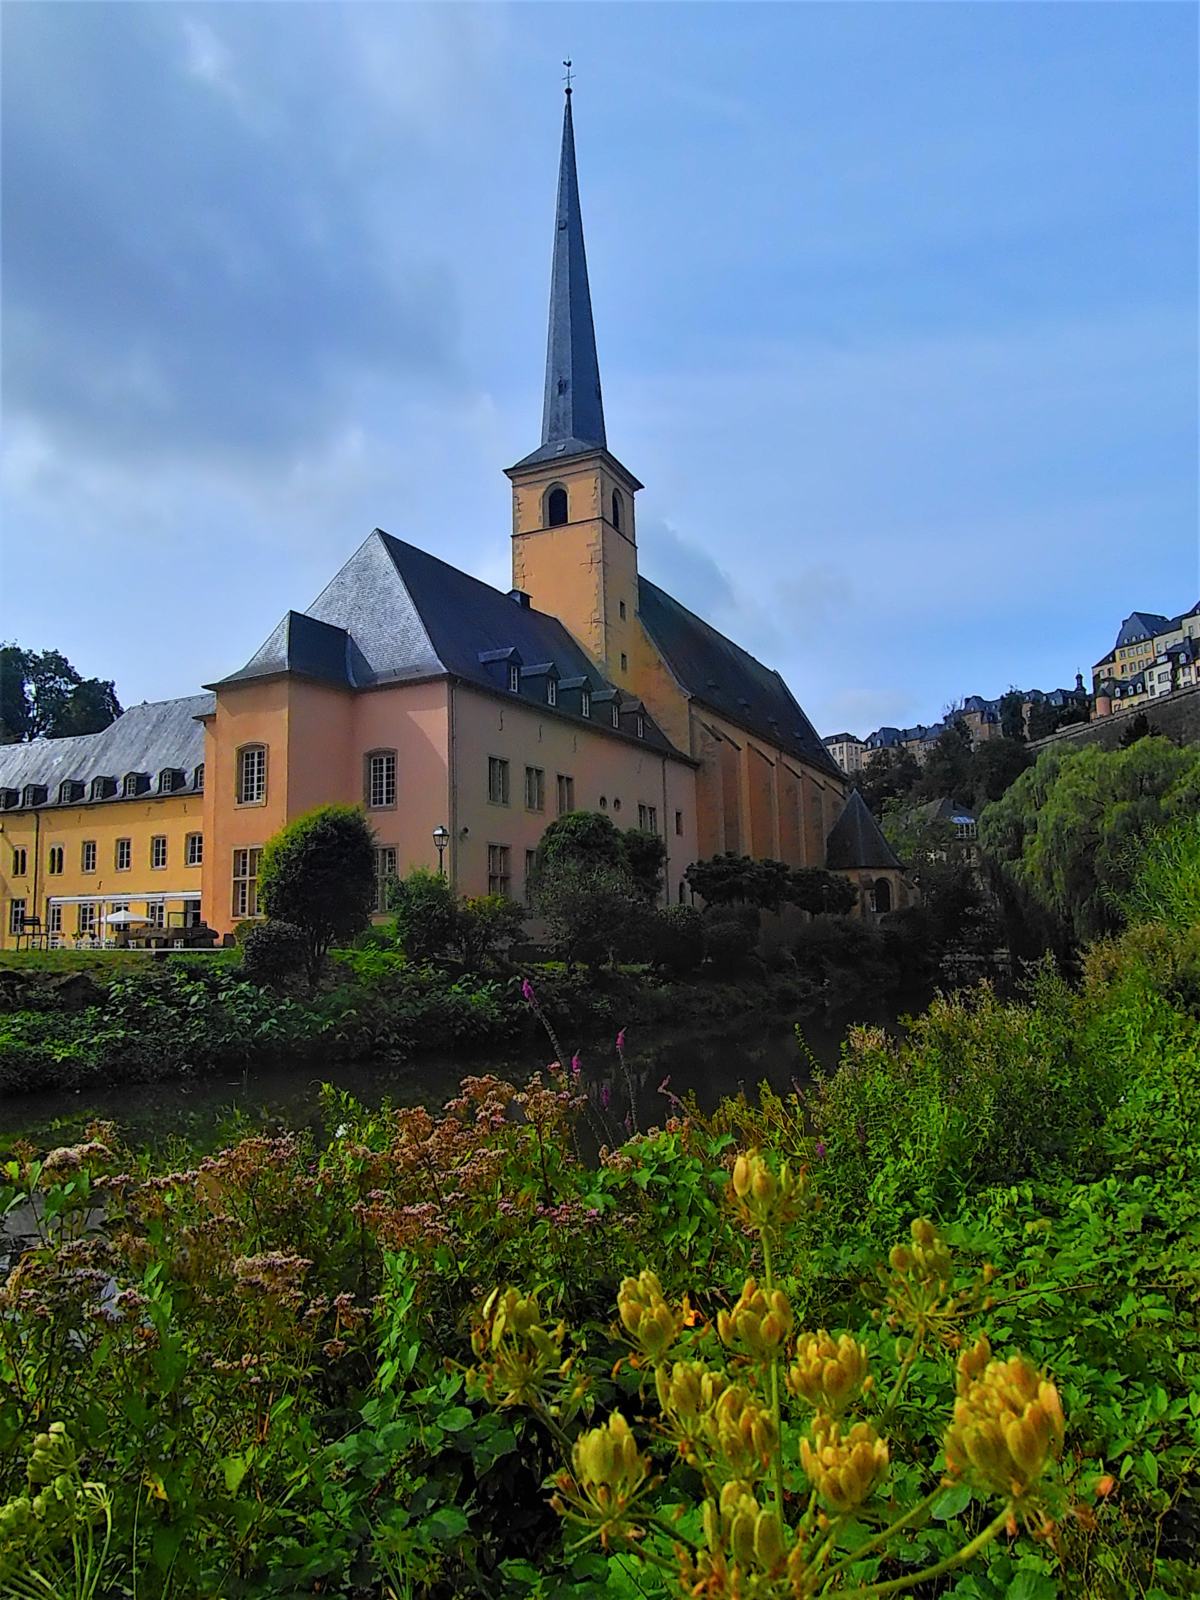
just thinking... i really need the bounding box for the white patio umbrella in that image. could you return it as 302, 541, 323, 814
104, 909, 149, 926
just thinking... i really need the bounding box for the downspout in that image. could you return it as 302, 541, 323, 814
32, 809, 42, 941
660, 754, 670, 907
447, 679, 458, 890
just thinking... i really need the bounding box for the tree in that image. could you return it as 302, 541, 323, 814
0, 644, 122, 743
787, 867, 858, 916
915, 719, 973, 804
388, 867, 461, 963
1119, 712, 1152, 749
999, 689, 1027, 743
534, 810, 625, 877
457, 894, 526, 970
685, 853, 791, 910
883, 807, 981, 949
258, 805, 377, 979
966, 737, 1032, 810
622, 828, 667, 902
857, 747, 921, 814
1026, 697, 1089, 743
534, 858, 642, 969
978, 738, 1200, 946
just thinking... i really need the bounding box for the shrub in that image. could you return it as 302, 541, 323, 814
648, 904, 706, 975
388, 867, 460, 963
258, 805, 377, 979
456, 894, 525, 970
622, 827, 667, 901
241, 919, 307, 985
534, 809, 625, 876
534, 858, 642, 969
703, 915, 756, 971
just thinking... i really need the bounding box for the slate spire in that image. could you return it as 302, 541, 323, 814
539, 85, 606, 455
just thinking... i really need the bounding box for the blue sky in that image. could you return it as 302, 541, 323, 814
3, 2, 1197, 736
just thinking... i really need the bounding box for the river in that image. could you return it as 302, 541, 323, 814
0, 990, 928, 1153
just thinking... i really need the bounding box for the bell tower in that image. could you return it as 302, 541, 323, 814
506, 84, 642, 685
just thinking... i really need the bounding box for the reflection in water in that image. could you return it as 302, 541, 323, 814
1, 992, 927, 1154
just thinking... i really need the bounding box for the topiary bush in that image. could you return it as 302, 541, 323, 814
241, 920, 307, 986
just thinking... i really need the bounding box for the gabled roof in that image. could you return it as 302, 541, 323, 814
0, 696, 211, 804
823, 732, 862, 746
636, 575, 840, 777
825, 791, 904, 872
905, 796, 977, 828
1115, 611, 1171, 647
216, 530, 683, 757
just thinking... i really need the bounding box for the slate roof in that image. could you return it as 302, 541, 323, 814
636, 575, 841, 778
825, 791, 904, 872
511, 90, 606, 472
215, 530, 682, 757
823, 733, 862, 746
1115, 612, 1171, 648
906, 796, 977, 828
0, 696, 212, 807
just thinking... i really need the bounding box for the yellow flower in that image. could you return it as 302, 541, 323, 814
717, 1277, 794, 1359
617, 1270, 686, 1361
729, 1148, 812, 1230
788, 1330, 872, 1413
944, 1350, 1064, 1500
800, 1415, 889, 1513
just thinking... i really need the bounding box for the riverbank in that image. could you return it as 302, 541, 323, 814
0, 944, 918, 1099
2, 905, 1197, 1599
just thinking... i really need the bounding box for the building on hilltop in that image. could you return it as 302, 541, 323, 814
0, 86, 851, 949
823, 733, 865, 775
1093, 602, 1200, 719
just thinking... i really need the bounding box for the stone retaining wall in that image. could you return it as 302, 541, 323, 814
1028, 684, 1200, 755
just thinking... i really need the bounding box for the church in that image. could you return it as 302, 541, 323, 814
0, 90, 899, 949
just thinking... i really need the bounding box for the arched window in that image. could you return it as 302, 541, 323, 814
193, 764, 205, 791
236, 744, 267, 805
545, 485, 569, 527
874, 877, 892, 914
611, 489, 622, 531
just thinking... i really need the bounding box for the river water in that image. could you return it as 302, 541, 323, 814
1, 991, 927, 1153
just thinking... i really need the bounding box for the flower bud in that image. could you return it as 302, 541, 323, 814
800, 1416, 889, 1513
944, 1352, 1064, 1499
788, 1330, 871, 1414
618, 1271, 684, 1361
753, 1507, 786, 1569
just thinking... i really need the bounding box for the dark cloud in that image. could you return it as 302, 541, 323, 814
1, 6, 464, 461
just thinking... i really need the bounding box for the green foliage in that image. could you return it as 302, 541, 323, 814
787, 866, 858, 916
915, 716, 973, 803
979, 737, 1200, 946
648, 904, 707, 975
965, 736, 1033, 809
1027, 696, 1090, 742
703, 914, 757, 972
1119, 813, 1200, 932
534, 809, 625, 875
534, 859, 642, 969
0, 643, 122, 743
389, 866, 461, 963
857, 746, 922, 813
999, 689, 1027, 742
457, 894, 526, 970
686, 853, 792, 910
1119, 710, 1152, 748
622, 827, 667, 901
240, 918, 307, 985
259, 804, 378, 978
882, 808, 983, 947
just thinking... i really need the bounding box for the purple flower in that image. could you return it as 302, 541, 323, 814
600, 1083, 611, 1109
814, 1142, 827, 1161
616, 1027, 627, 1053
570, 1053, 582, 1079
521, 978, 537, 1006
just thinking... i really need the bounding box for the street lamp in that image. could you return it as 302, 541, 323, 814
432, 825, 449, 876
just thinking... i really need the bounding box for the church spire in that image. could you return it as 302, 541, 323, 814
537, 82, 606, 458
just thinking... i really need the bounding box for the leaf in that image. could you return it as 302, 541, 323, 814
440, 1406, 474, 1432
1007, 1571, 1056, 1600
932, 1481, 973, 1520
425, 1505, 469, 1542
222, 1454, 252, 1494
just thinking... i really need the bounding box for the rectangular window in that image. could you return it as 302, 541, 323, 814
524, 848, 537, 905
619, 600, 627, 620
232, 847, 263, 919
508, 663, 521, 693
115, 838, 131, 872
487, 843, 511, 898
374, 846, 398, 913
556, 774, 575, 815
638, 804, 658, 834
581, 688, 591, 718
237, 746, 266, 805
151, 836, 168, 870
48, 904, 62, 943
675, 810, 684, 837
620, 652, 628, 672
145, 902, 165, 929
186, 833, 204, 867
366, 751, 397, 808
77, 903, 97, 937
524, 766, 545, 811
11, 847, 26, 877
8, 899, 25, 936
81, 840, 97, 874
47, 845, 64, 876
488, 757, 510, 806
547, 679, 558, 707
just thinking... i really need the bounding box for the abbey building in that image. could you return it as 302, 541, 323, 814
0, 90, 877, 949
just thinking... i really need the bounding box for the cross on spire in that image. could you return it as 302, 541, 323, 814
563, 58, 573, 94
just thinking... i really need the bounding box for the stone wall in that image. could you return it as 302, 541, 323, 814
1028, 684, 1200, 756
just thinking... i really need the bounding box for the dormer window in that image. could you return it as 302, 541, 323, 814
545, 485, 568, 527
611, 704, 620, 729
581, 688, 591, 718
123, 773, 149, 798
508, 664, 521, 693
611, 489, 622, 531
636, 714, 645, 740
90, 776, 116, 802
158, 768, 184, 794
22, 784, 47, 808
193, 764, 205, 791
547, 679, 557, 708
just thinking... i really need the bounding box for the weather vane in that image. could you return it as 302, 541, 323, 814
563, 58, 573, 94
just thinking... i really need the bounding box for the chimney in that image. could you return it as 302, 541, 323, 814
508, 588, 531, 609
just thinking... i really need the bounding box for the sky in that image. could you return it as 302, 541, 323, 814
2, 2, 1197, 738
